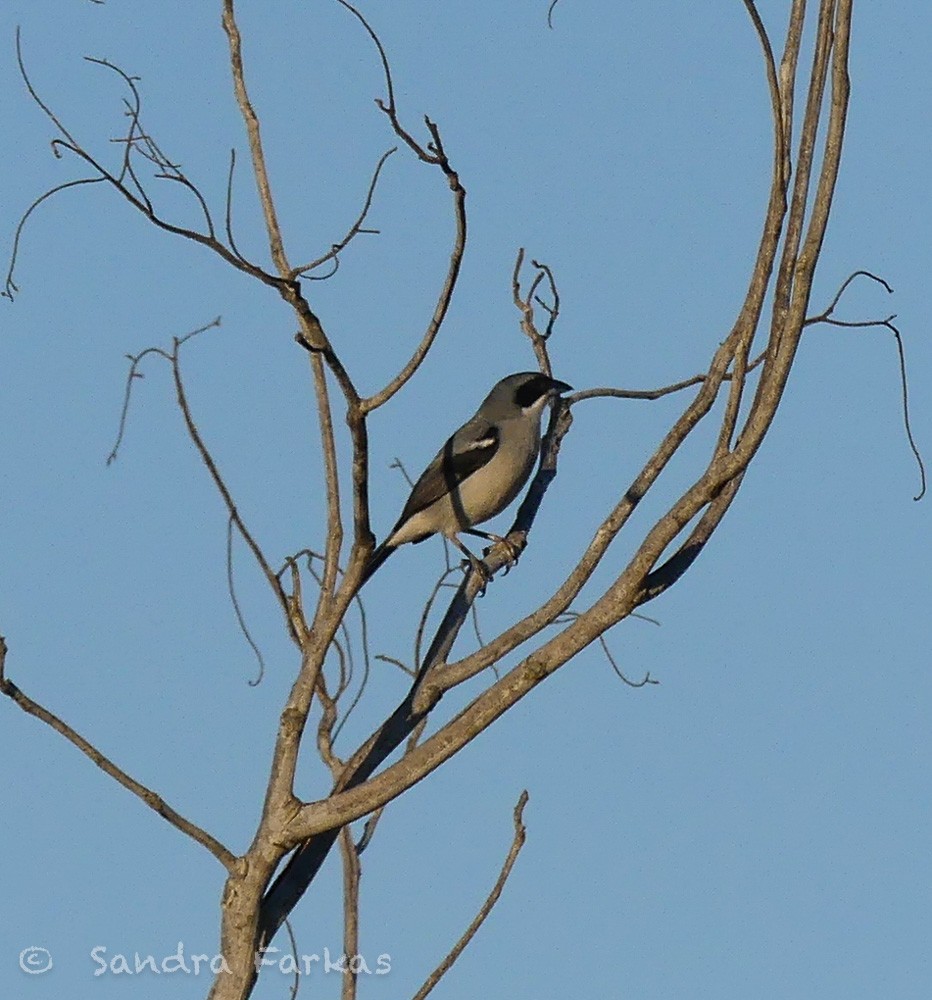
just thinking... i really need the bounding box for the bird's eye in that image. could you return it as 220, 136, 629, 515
514, 375, 550, 408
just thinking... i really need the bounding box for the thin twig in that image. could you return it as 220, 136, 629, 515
106, 318, 221, 465
411, 791, 530, 1000
3, 178, 105, 300
334, 0, 466, 413
805, 270, 926, 500
512, 249, 556, 375
10, 30, 283, 293
291, 147, 396, 278
283, 918, 301, 1000
0, 636, 237, 870
373, 654, 415, 677
227, 515, 267, 686
554, 612, 659, 688
168, 330, 298, 639
86, 56, 217, 238
224, 148, 257, 269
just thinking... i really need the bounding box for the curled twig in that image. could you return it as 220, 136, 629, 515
805, 270, 925, 500
555, 611, 659, 688
227, 515, 267, 686
4, 178, 105, 300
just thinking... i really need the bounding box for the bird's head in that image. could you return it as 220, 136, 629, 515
487, 371, 573, 416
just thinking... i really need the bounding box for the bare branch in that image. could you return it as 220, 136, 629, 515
0, 636, 237, 870
554, 612, 659, 688
339, 826, 361, 1000
411, 791, 530, 1000
227, 515, 267, 686
290, 147, 397, 279
167, 327, 301, 642
333, 0, 466, 413
767, 0, 835, 357
221, 0, 291, 274
313, 360, 348, 598
778, 1, 808, 188
283, 919, 301, 1000
512, 249, 557, 374
11, 30, 284, 293
3, 177, 105, 301
805, 271, 925, 500
9, 11, 870, 1000
106, 318, 221, 464
741, 1, 788, 188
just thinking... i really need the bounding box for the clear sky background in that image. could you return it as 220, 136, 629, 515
2, 2, 930, 999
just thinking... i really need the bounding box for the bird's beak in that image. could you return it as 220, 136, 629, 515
548, 377, 573, 395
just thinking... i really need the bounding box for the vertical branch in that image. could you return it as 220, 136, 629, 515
795, 0, 852, 295
741, 1, 787, 189
221, 1, 369, 597
778, 0, 808, 184
339, 826, 362, 1000
768, 0, 835, 349
309, 356, 345, 598
221, 0, 292, 274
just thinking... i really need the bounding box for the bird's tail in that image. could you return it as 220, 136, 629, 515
357, 541, 396, 589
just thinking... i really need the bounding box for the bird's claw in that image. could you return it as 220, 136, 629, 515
482, 536, 522, 576
461, 555, 493, 596
501, 538, 522, 575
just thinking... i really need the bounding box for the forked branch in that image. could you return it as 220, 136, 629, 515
332, 0, 468, 413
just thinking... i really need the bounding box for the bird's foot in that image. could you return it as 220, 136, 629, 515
461, 553, 493, 596
481, 534, 523, 576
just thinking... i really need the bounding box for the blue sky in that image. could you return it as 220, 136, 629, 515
2, 2, 930, 998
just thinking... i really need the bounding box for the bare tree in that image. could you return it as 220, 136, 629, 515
5, 2, 917, 999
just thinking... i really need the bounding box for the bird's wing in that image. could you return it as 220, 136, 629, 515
395, 420, 500, 526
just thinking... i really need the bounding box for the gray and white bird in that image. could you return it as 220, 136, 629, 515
360, 371, 572, 587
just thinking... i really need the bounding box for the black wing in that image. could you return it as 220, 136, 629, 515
394, 422, 500, 528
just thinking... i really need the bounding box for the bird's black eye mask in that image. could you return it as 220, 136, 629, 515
514, 374, 558, 409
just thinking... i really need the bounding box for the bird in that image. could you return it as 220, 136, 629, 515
359, 371, 572, 588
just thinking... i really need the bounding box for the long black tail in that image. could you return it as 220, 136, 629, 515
357, 541, 396, 589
